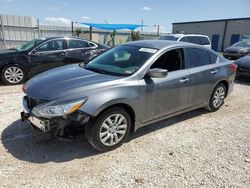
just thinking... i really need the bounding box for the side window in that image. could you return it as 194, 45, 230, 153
68, 40, 90, 49
179, 37, 188, 42
209, 52, 218, 64
151, 49, 184, 72
200, 37, 210, 45
187, 36, 201, 45
37, 40, 64, 52
185, 48, 211, 68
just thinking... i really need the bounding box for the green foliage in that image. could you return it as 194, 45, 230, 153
130, 31, 140, 41
75, 28, 82, 37
109, 30, 117, 47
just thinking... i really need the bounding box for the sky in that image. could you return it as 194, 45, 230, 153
0, 0, 250, 33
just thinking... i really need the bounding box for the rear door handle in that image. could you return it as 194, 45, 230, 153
180, 78, 189, 83
211, 69, 218, 74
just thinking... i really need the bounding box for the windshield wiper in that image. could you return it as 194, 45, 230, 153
84, 66, 110, 75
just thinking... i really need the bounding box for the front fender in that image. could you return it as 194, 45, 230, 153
78, 84, 141, 117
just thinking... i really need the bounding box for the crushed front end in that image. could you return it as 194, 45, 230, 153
21, 95, 91, 138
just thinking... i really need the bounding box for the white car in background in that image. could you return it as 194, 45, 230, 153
158, 34, 212, 49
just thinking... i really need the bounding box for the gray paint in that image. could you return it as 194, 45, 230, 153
24, 40, 235, 132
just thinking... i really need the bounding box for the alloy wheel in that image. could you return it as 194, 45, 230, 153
99, 114, 128, 146
213, 86, 225, 108
4, 66, 24, 84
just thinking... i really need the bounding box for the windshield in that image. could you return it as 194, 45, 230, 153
232, 41, 250, 48
84, 45, 158, 76
16, 39, 44, 51
158, 35, 180, 41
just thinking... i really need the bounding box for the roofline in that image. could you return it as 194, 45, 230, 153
172, 17, 250, 25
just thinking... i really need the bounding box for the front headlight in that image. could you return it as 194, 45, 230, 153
32, 98, 87, 118
239, 49, 249, 54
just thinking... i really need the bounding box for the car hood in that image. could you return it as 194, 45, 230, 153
234, 55, 250, 67
0, 49, 25, 58
24, 64, 123, 101
225, 46, 250, 52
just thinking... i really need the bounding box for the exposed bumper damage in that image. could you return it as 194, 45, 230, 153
21, 96, 91, 138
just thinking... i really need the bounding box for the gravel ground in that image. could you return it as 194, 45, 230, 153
0, 81, 250, 188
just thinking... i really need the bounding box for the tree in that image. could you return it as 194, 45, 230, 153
109, 30, 117, 47
130, 31, 140, 41
75, 28, 82, 37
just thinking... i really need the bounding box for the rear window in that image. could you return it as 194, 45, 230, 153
185, 48, 211, 68
200, 37, 210, 45
158, 35, 180, 41
187, 37, 201, 45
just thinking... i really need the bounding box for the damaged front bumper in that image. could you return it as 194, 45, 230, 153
21, 96, 91, 137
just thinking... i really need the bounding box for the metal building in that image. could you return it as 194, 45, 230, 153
172, 17, 250, 52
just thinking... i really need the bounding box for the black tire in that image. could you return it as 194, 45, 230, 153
85, 107, 131, 152
207, 83, 226, 112
1, 64, 26, 85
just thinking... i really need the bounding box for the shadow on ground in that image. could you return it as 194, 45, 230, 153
235, 77, 250, 86
1, 108, 207, 164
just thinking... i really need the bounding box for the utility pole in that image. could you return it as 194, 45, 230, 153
0, 14, 6, 49
71, 21, 74, 36
141, 19, 144, 32
89, 26, 92, 41
154, 25, 160, 36
37, 18, 41, 38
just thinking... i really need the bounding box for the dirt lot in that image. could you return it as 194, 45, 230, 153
0, 81, 250, 188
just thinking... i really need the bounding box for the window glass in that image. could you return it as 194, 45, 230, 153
179, 37, 188, 42
158, 35, 180, 41
68, 40, 90, 49
200, 37, 210, 45
37, 40, 64, 52
187, 37, 201, 45
151, 49, 184, 72
209, 52, 218, 64
84, 45, 156, 76
185, 48, 211, 68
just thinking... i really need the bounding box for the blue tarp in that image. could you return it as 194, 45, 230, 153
81, 23, 144, 30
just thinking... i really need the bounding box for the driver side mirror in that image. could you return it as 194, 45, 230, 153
147, 68, 168, 78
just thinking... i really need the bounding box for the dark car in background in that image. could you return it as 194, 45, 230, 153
234, 54, 250, 78
21, 40, 236, 151
223, 41, 250, 60
0, 37, 109, 84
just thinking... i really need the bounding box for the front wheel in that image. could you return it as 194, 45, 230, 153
1, 65, 26, 85
85, 107, 131, 152
207, 83, 226, 112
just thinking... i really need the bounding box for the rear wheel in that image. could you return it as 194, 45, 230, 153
1, 65, 26, 85
207, 83, 226, 112
85, 107, 131, 152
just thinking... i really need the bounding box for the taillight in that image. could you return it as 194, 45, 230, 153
230, 63, 237, 72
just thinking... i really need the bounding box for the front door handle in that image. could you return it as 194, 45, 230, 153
58, 52, 66, 57
180, 78, 189, 83
211, 69, 218, 74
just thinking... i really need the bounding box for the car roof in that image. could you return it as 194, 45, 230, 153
160, 34, 209, 38
122, 40, 195, 50
40, 36, 88, 41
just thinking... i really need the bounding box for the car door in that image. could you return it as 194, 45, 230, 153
65, 39, 97, 64
184, 47, 219, 106
139, 48, 192, 123
28, 39, 67, 76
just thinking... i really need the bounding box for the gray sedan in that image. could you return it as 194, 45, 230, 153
21, 40, 236, 151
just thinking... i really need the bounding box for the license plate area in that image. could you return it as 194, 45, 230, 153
28, 116, 50, 132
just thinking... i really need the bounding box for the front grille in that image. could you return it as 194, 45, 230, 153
27, 97, 44, 109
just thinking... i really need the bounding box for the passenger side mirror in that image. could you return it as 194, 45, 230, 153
147, 68, 168, 78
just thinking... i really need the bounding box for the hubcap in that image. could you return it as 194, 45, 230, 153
4, 67, 24, 84
99, 114, 128, 146
213, 87, 225, 108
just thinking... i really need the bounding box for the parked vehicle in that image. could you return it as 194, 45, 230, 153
223, 41, 250, 60
158, 34, 211, 48
21, 40, 236, 152
234, 54, 250, 78
0, 37, 109, 85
